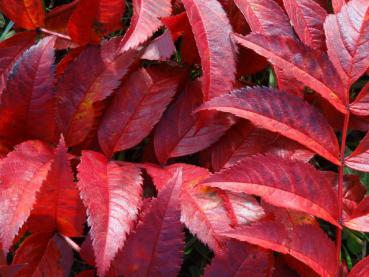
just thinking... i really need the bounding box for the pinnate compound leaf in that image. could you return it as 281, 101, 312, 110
13, 233, 73, 277
154, 80, 234, 164
77, 151, 143, 276
204, 240, 273, 277
0, 36, 57, 146
345, 132, 369, 172
28, 137, 85, 237
0, 0, 45, 29
199, 87, 340, 165
348, 254, 369, 277
223, 216, 337, 277
182, 0, 236, 100
344, 196, 369, 232
119, 0, 172, 53
234, 0, 295, 37
283, 0, 327, 50
232, 33, 347, 113
98, 66, 183, 157
324, 0, 369, 87
0, 31, 36, 95
112, 170, 184, 277
56, 37, 137, 147
201, 154, 339, 226
0, 140, 53, 252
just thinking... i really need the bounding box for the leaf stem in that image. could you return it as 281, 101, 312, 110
39, 28, 72, 41
337, 111, 350, 263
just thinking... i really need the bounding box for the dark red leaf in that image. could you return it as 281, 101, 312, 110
201, 154, 339, 226
112, 169, 184, 277
0, 141, 54, 252
182, 0, 237, 100
0, 36, 57, 146
232, 33, 348, 113
345, 132, 369, 172
28, 137, 85, 237
13, 233, 73, 277
56, 37, 138, 147
199, 87, 340, 165
324, 0, 369, 87
283, 0, 327, 50
204, 240, 273, 277
77, 151, 143, 276
0, 0, 45, 29
348, 254, 369, 277
98, 66, 183, 157
119, 0, 172, 52
154, 79, 234, 164
45, 1, 78, 34
0, 31, 36, 95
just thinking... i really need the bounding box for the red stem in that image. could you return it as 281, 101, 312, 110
336, 111, 350, 263
39, 28, 72, 41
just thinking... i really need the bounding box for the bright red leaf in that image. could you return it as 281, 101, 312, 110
0, 140, 53, 252
199, 87, 340, 165
27, 137, 85, 237
350, 82, 369, 116
345, 132, 369, 172
324, 0, 369, 87
119, 0, 172, 52
344, 196, 369, 232
112, 169, 184, 277
0, 0, 45, 29
77, 151, 143, 276
348, 254, 369, 277
182, 0, 237, 100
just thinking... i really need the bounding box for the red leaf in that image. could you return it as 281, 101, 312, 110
201, 154, 339, 226
56, 46, 85, 78
344, 196, 369, 232
232, 33, 347, 113
96, 0, 126, 35
350, 82, 369, 116
283, 0, 327, 50
154, 80, 234, 164
67, 0, 101, 45
28, 137, 85, 237
0, 264, 25, 277
234, 0, 295, 37
202, 120, 313, 171
56, 37, 138, 147
0, 0, 45, 29
119, 0, 172, 52
324, 0, 369, 87
45, 1, 78, 34
0, 31, 36, 95
222, 213, 337, 277
141, 31, 176, 61
182, 185, 264, 254
13, 233, 73, 277
112, 169, 184, 277
348, 254, 369, 277
77, 151, 143, 276
0, 141, 54, 252
98, 66, 183, 157
0, 36, 57, 146
204, 240, 273, 277
181, 0, 236, 100
199, 87, 340, 165
345, 132, 369, 172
